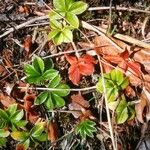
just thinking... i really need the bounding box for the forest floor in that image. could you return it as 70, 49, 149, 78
0, 0, 150, 150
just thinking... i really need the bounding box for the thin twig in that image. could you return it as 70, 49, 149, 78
88, 6, 150, 14
97, 55, 117, 150
18, 86, 96, 92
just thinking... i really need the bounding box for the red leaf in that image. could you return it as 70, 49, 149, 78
79, 62, 94, 75
16, 144, 25, 150
127, 61, 141, 76
67, 54, 96, 85
120, 49, 129, 60
65, 54, 77, 65
79, 54, 96, 64
69, 65, 81, 85
23, 35, 32, 55
103, 55, 123, 64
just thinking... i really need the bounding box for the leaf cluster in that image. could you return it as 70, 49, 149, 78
48, 0, 88, 45
96, 69, 135, 124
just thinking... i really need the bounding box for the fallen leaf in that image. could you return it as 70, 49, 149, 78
48, 121, 58, 143
16, 144, 25, 150
135, 92, 147, 123
0, 92, 16, 108
66, 54, 96, 85
23, 35, 32, 56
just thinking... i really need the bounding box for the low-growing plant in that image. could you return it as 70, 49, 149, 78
75, 119, 97, 139
0, 104, 27, 130
11, 122, 47, 149
24, 56, 70, 110
0, 129, 10, 148
96, 69, 135, 124
48, 0, 88, 45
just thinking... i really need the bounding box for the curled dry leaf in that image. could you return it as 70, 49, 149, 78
48, 121, 58, 143
135, 92, 147, 123
24, 94, 39, 124
0, 92, 16, 108
66, 54, 96, 85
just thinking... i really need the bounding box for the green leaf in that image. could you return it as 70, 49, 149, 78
51, 93, 65, 107
44, 93, 54, 110
44, 58, 54, 70
24, 64, 40, 77
120, 77, 129, 89
69, 1, 88, 15
128, 105, 135, 120
34, 133, 48, 142
53, 32, 64, 45
53, 84, 70, 96
0, 129, 10, 138
25, 75, 42, 84
15, 120, 28, 128
31, 122, 45, 138
33, 56, 45, 74
53, 0, 66, 11
66, 12, 79, 28
48, 30, 60, 40
0, 109, 9, 120
42, 69, 58, 80
116, 98, 128, 124
50, 19, 62, 29
35, 92, 48, 105
48, 11, 63, 20
75, 119, 96, 139
62, 27, 73, 42
7, 104, 17, 115
0, 137, 7, 147
11, 131, 29, 141
49, 74, 61, 88
11, 110, 24, 121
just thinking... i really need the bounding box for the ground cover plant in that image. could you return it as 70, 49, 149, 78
0, 0, 150, 149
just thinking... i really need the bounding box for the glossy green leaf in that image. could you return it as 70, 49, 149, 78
52, 93, 65, 107
42, 69, 58, 80
44, 93, 54, 110
31, 122, 45, 138
11, 110, 24, 121
33, 56, 45, 74
69, 1, 88, 15
49, 11, 63, 20
66, 12, 79, 28
53, 84, 70, 96
49, 74, 61, 88
24, 64, 40, 77
120, 77, 129, 89
35, 92, 48, 105
116, 98, 128, 124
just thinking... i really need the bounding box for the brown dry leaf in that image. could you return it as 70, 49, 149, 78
2, 49, 13, 67
16, 144, 25, 150
71, 93, 90, 108
80, 109, 95, 121
48, 121, 58, 143
125, 86, 136, 98
144, 74, 150, 93
133, 47, 150, 74
23, 35, 32, 56
0, 65, 7, 77
135, 92, 147, 123
93, 36, 129, 56
0, 92, 16, 108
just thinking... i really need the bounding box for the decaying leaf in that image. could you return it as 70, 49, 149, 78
135, 92, 147, 123
69, 93, 92, 119
48, 121, 58, 143
66, 54, 96, 85
0, 92, 16, 108
23, 35, 32, 56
